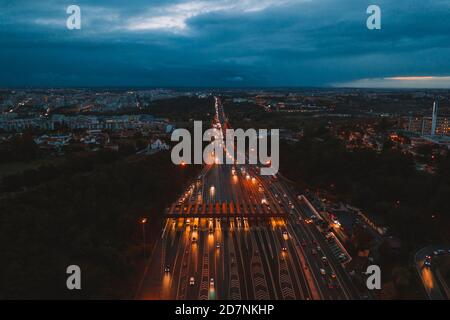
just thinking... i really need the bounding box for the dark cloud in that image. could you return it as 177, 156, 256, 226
1, 0, 449, 87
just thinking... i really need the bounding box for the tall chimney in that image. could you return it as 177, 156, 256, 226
431, 100, 439, 135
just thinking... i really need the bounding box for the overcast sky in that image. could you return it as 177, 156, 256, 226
1, 0, 450, 88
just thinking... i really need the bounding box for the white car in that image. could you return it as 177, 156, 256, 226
189, 277, 195, 285
320, 268, 326, 276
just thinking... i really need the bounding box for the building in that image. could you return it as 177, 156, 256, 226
150, 139, 170, 150
406, 101, 450, 136
34, 134, 72, 148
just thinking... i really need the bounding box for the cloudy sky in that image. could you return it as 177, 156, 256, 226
1, 0, 450, 88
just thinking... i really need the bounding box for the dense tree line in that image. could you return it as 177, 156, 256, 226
0, 153, 201, 299
149, 96, 215, 123
0, 133, 39, 163
279, 135, 450, 246
1, 150, 123, 192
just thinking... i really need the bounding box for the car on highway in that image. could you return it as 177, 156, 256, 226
328, 279, 338, 289
320, 268, 326, 276
189, 277, 195, 286
331, 272, 336, 278
210, 278, 215, 289
282, 247, 288, 252
216, 241, 220, 249
209, 228, 213, 234
327, 280, 335, 289
321, 256, 328, 265
311, 249, 317, 255
282, 230, 288, 236
164, 265, 170, 273
424, 255, 432, 267
192, 236, 197, 243
317, 246, 322, 252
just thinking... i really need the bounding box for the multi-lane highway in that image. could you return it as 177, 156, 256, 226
137, 97, 360, 300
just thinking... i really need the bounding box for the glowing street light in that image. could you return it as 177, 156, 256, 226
141, 217, 148, 260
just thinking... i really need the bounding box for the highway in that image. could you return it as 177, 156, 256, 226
415, 246, 450, 300
137, 97, 360, 300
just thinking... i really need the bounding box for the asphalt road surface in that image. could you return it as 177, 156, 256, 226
137, 97, 360, 300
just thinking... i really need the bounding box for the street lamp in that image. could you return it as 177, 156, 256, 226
141, 217, 148, 260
